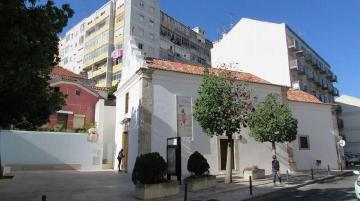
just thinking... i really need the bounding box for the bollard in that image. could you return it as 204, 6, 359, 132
184, 181, 188, 201
328, 165, 330, 175
42, 195, 46, 201
286, 170, 289, 185
249, 176, 253, 195
311, 168, 314, 180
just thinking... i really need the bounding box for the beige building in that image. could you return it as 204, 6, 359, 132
59, 0, 212, 87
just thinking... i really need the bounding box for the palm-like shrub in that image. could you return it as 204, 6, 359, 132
187, 151, 210, 177
132, 152, 167, 184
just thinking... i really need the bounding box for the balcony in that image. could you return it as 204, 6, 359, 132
331, 74, 338, 82
321, 80, 328, 90
327, 84, 334, 93
337, 118, 344, 129
311, 57, 319, 69
306, 72, 314, 81
333, 87, 339, 96
289, 59, 305, 74
88, 66, 106, 79
313, 75, 321, 85
292, 80, 307, 91
288, 39, 301, 51
304, 52, 312, 63
319, 63, 326, 74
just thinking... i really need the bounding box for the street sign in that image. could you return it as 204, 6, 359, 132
338, 140, 346, 147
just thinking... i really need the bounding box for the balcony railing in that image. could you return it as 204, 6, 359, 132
304, 52, 312, 62
288, 39, 301, 51
313, 75, 321, 85
333, 87, 339, 96
319, 63, 326, 74
331, 74, 338, 82
292, 80, 307, 91
327, 84, 334, 93
289, 59, 305, 74
321, 80, 328, 90
306, 72, 314, 81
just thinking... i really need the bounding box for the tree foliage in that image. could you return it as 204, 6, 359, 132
193, 69, 254, 137
247, 94, 298, 145
193, 68, 254, 183
0, 0, 73, 129
107, 83, 118, 100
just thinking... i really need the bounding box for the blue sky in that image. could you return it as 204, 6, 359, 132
58, 0, 360, 98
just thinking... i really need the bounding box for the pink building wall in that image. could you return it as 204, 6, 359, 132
49, 82, 102, 130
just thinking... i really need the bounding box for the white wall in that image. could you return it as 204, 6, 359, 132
114, 74, 141, 172
95, 99, 116, 164
0, 130, 103, 171
336, 95, 360, 155
290, 101, 339, 170
211, 18, 291, 87
151, 70, 289, 175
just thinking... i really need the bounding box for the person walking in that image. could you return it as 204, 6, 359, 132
272, 155, 282, 184
117, 149, 125, 172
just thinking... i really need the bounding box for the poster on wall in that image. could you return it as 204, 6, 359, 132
176, 96, 193, 138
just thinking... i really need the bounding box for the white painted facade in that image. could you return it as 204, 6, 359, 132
59, 19, 86, 74
212, 18, 291, 87
95, 99, 116, 165
114, 62, 340, 175
289, 101, 340, 170
336, 95, 360, 154
0, 130, 103, 171
211, 18, 338, 103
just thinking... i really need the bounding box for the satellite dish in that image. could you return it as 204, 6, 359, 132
338, 140, 346, 147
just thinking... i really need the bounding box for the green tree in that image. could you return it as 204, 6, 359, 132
0, 0, 73, 129
107, 83, 118, 100
247, 94, 298, 156
193, 69, 254, 183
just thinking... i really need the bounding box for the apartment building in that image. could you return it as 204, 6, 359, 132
59, 0, 212, 87
212, 18, 338, 103
59, 19, 86, 74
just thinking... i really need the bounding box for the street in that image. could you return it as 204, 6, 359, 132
251, 173, 357, 201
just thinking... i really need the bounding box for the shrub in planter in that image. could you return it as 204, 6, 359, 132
132, 152, 167, 185
186, 152, 215, 192
187, 151, 210, 177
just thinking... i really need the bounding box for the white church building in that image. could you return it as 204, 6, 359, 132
113, 57, 342, 175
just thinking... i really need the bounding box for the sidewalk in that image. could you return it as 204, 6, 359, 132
160, 170, 351, 201
0, 169, 350, 201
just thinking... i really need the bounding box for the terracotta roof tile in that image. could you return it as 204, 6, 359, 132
91, 86, 109, 91
52, 66, 83, 79
287, 89, 323, 104
145, 58, 272, 85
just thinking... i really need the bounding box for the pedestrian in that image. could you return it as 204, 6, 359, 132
272, 155, 282, 184
117, 149, 125, 172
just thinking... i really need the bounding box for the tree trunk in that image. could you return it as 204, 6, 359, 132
272, 141, 276, 157
225, 134, 233, 184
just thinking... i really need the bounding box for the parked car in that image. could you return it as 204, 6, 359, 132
345, 153, 360, 166
353, 170, 360, 200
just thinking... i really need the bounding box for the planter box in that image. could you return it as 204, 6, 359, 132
243, 169, 265, 180
135, 181, 179, 200
187, 175, 217, 192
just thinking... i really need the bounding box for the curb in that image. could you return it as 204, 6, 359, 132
242, 171, 352, 201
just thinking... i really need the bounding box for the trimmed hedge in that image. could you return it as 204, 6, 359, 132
132, 152, 167, 185
187, 151, 210, 177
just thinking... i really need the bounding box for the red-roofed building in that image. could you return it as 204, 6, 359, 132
113, 58, 342, 174
49, 67, 105, 130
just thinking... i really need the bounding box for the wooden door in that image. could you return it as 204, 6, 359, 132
121, 132, 129, 171
220, 139, 234, 170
